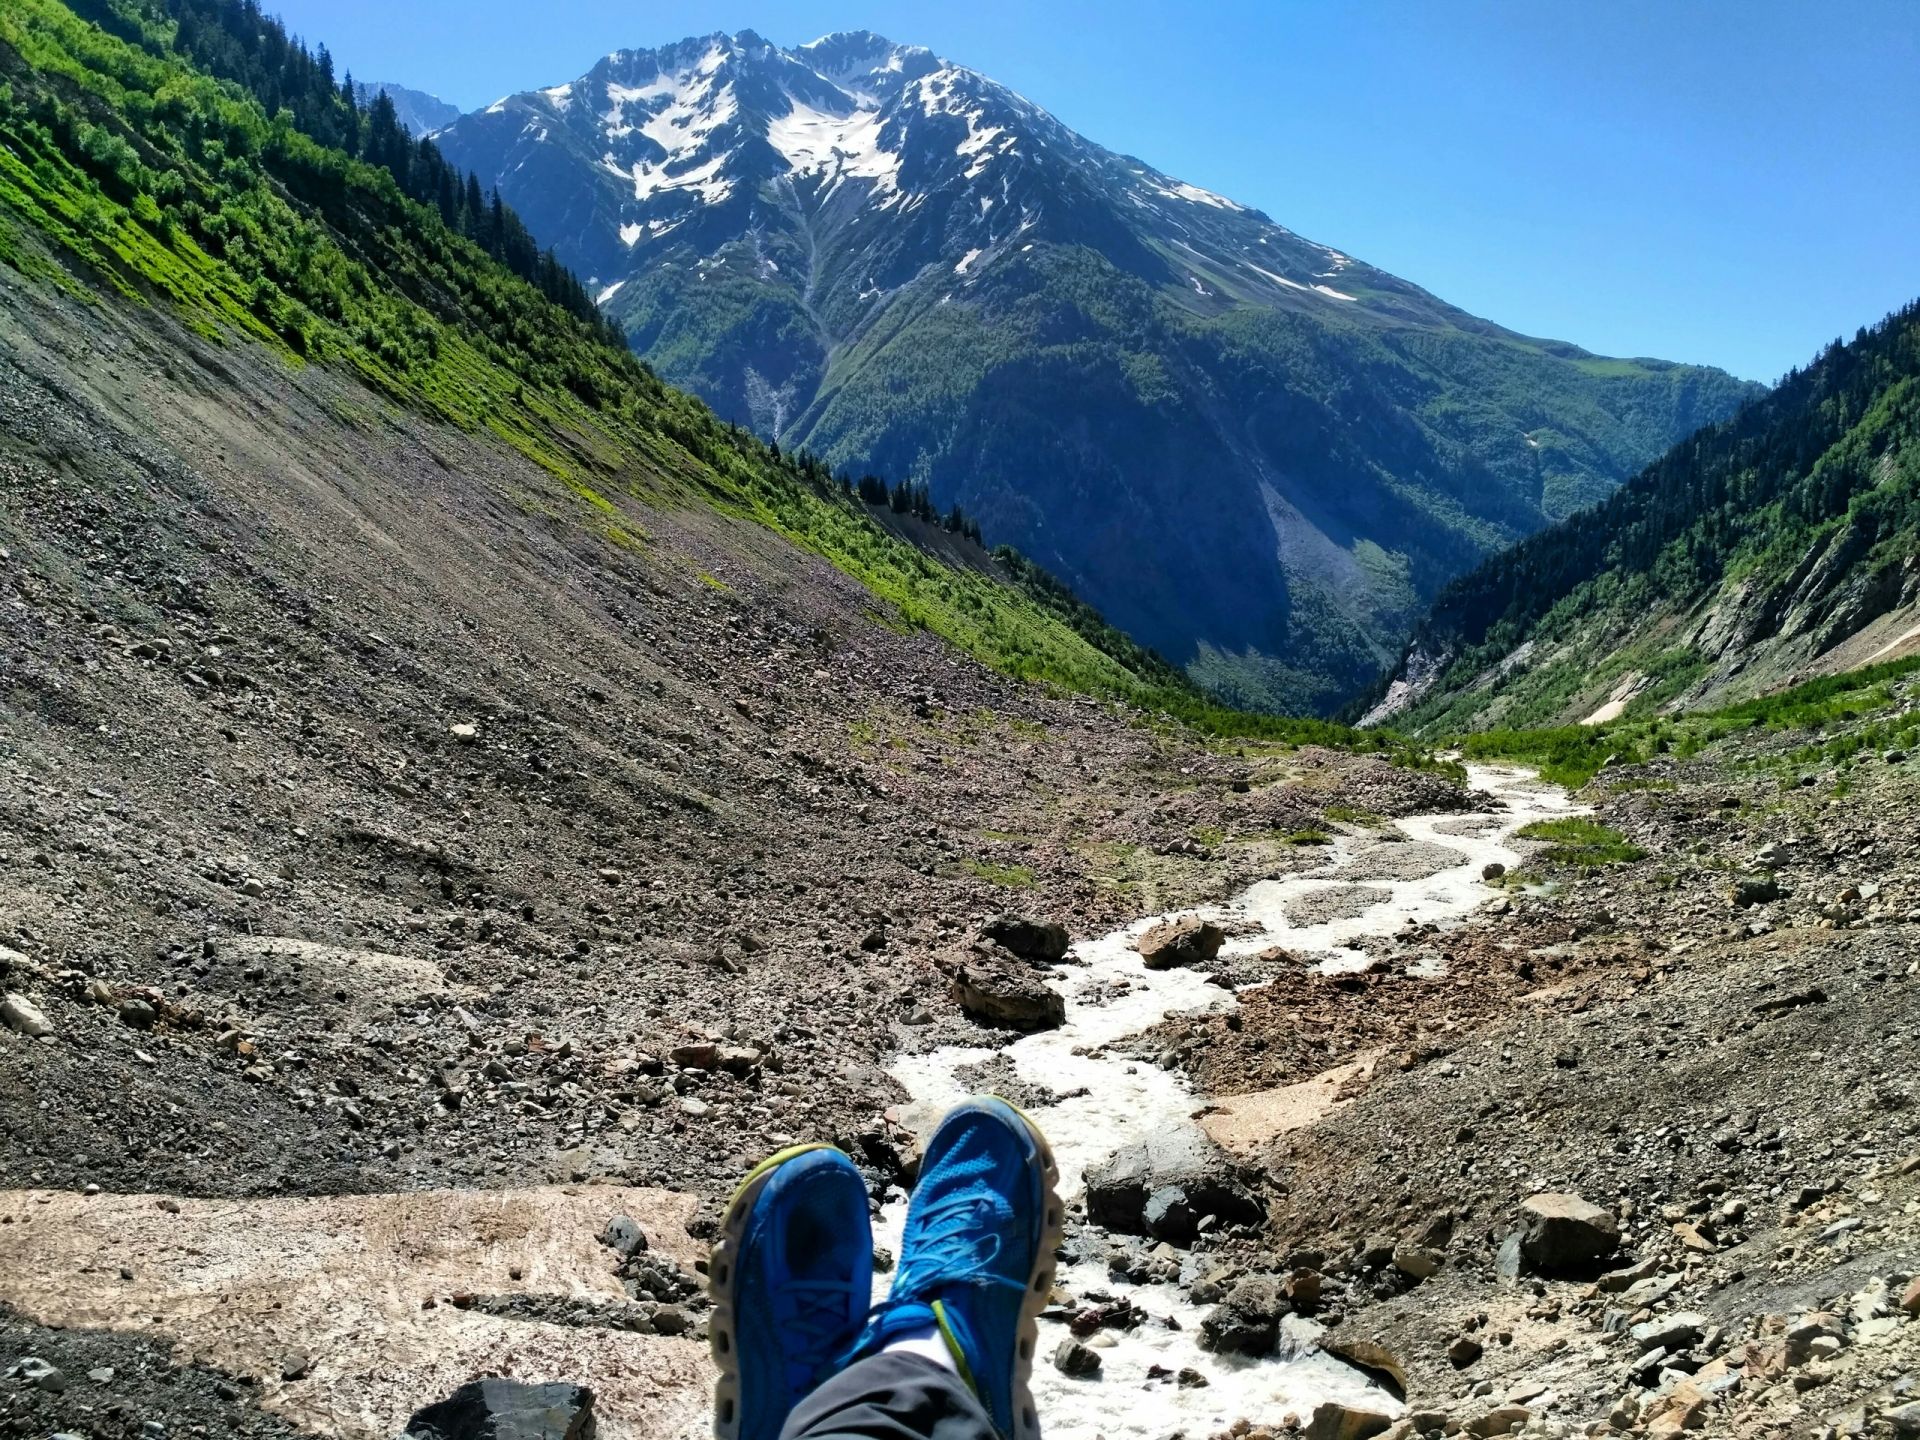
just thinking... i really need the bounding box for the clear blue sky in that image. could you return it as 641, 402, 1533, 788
270, 0, 1917, 383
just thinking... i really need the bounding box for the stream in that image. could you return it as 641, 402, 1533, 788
880, 764, 1584, 1438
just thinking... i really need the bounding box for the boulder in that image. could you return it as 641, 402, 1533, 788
1784, 1310, 1843, 1362
1085, 1123, 1262, 1237
1464, 1406, 1532, 1438
1134, 917, 1225, 970
1517, 1192, 1619, 1274
1143, 1185, 1199, 1244
1392, 1243, 1443, 1280
1304, 1400, 1395, 1440
1729, 874, 1781, 908
1631, 1311, 1708, 1354
598, 1214, 646, 1257
406, 1379, 596, 1440
978, 914, 1069, 963
1051, 1338, 1102, 1376
2, 993, 53, 1039
1643, 1380, 1708, 1437
9, 1358, 66, 1393
940, 945, 1065, 1030
1198, 1275, 1286, 1357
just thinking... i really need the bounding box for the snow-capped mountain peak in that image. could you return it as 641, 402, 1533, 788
437, 28, 1368, 304
433, 22, 1459, 381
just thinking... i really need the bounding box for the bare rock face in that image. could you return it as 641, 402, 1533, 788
977, 914, 1070, 964
1517, 1192, 1620, 1274
1134, 917, 1226, 971
940, 943, 1065, 1030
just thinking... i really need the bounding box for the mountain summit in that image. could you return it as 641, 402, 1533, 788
436, 30, 1761, 711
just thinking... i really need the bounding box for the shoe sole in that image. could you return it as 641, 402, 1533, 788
956, 1096, 1065, 1440
708, 1141, 843, 1440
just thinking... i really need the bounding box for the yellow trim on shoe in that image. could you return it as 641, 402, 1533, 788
723, 1141, 839, 1214
929, 1299, 981, 1400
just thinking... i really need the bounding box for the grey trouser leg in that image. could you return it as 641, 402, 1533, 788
780, 1351, 995, 1440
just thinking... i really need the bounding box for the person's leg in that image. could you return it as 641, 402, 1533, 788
778, 1350, 994, 1440
710, 1144, 875, 1440
840, 1098, 1064, 1440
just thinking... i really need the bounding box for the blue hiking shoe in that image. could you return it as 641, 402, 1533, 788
859, 1098, 1063, 1440
709, 1143, 874, 1440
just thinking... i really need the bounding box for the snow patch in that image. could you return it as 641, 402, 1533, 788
1245, 261, 1310, 293
765, 99, 901, 195
954, 247, 983, 275
595, 279, 626, 304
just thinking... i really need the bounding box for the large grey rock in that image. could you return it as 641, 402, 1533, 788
978, 914, 1069, 963
1051, 1338, 1102, 1376
1134, 917, 1226, 970
405, 1379, 596, 1440
10, 1357, 66, 1393
940, 945, 1065, 1030
599, 1214, 646, 1257
1630, 1310, 1708, 1354
1517, 1192, 1619, 1274
1085, 1124, 1261, 1238
1198, 1275, 1286, 1356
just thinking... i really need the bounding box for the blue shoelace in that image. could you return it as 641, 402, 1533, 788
781, 1278, 867, 1386
876, 1191, 1030, 1332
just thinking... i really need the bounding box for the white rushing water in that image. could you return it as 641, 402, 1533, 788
879, 765, 1584, 1438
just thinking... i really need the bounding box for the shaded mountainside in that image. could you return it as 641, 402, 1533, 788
1370, 301, 1920, 735
429, 29, 1762, 714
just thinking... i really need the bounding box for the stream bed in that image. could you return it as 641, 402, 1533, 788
880, 765, 1585, 1438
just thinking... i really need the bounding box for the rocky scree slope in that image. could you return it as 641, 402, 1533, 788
1371, 300, 1920, 735
432, 28, 1761, 712
1104, 690, 1920, 1439
0, 0, 1417, 1206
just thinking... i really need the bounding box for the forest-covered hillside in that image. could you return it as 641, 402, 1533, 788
1373, 301, 1920, 733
